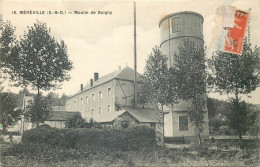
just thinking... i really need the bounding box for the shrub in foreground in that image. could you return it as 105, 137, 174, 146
21, 126, 66, 147
21, 125, 156, 151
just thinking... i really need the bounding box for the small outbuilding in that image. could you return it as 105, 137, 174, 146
91, 107, 159, 129
44, 111, 81, 128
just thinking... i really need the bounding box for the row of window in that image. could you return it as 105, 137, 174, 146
68, 88, 111, 107
91, 105, 111, 115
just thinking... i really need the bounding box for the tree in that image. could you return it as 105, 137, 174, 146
207, 98, 217, 118
6, 21, 73, 96
139, 76, 152, 108
0, 20, 16, 63
0, 91, 22, 132
18, 87, 31, 96
207, 97, 228, 118
171, 39, 207, 145
140, 46, 177, 147
46, 92, 59, 105
209, 39, 260, 147
0, 19, 19, 89
226, 99, 256, 141
46, 92, 68, 106
24, 94, 53, 127
59, 93, 68, 106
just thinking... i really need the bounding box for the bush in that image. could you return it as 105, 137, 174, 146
21, 126, 66, 147
209, 115, 229, 135
65, 114, 101, 129
2, 126, 157, 163
65, 113, 86, 128
21, 125, 156, 151
2, 143, 91, 163
219, 126, 234, 135
65, 126, 157, 151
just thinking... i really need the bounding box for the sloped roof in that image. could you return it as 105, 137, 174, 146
67, 66, 142, 99
48, 111, 80, 121
52, 106, 66, 111
91, 110, 126, 123
126, 107, 159, 123
90, 107, 159, 123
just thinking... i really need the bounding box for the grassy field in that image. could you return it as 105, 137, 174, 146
1, 142, 259, 167
1, 127, 259, 166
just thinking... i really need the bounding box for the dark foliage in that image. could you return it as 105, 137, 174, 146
65, 114, 101, 128
226, 99, 257, 137
209, 39, 260, 96
46, 92, 68, 106
21, 126, 156, 151
171, 39, 207, 145
1, 20, 73, 95
24, 94, 53, 126
139, 46, 178, 147
207, 97, 229, 118
65, 113, 85, 128
2, 133, 259, 165
0, 20, 19, 87
0, 91, 23, 132
208, 39, 260, 147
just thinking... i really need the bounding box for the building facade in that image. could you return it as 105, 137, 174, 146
65, 66, 160, 129
65, 66, 143, 119
159, 11, 209, 138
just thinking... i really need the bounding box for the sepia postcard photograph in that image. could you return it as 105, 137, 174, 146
0, 0, 259, 166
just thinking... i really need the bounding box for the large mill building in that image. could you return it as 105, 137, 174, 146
159, 11, 209, 138
64, 11, 209, 140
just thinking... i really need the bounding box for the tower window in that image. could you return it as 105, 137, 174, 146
99, 91, 102, 100
108, 88, 111, 96
92, 94, 95, 101
179, 116, 188, 131
81, 98, 83, 104
172, 17, 181, 33
91, 109, 94, 115
86, 96, 88, 103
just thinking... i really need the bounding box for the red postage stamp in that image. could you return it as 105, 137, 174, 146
222, 7, 249, 55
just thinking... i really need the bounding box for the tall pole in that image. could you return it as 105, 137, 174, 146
59, 99, 60, 111
134, 1, 137, 109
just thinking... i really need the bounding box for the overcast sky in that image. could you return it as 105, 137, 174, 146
1, 0, 260, 104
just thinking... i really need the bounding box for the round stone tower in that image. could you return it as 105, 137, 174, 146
159, 11, 209, 138
159, 11, 204, 67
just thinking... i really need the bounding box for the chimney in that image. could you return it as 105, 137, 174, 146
80, 84, 83, 92
90, 79, 93, 87
118, 66, 121, 70
94, 72, 99, 81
